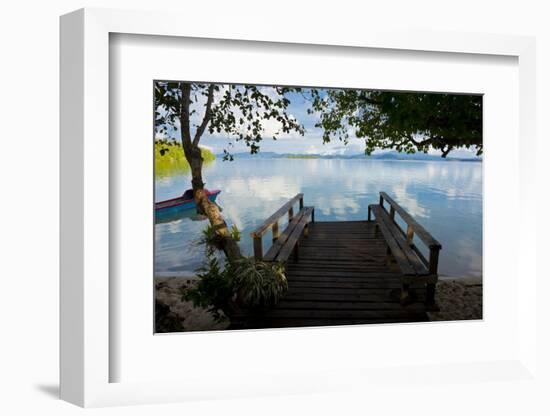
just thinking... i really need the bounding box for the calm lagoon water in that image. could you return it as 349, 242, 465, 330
155, 158, 482, 278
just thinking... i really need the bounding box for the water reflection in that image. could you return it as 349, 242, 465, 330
155, 159, 482, 277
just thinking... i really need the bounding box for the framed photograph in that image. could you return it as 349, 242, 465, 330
60, 8, 538, 408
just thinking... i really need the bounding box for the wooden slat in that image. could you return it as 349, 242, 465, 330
262, 309, 427, 320
263, 211, 303, 261
275, 300, 426, 312
289, 275, 400, 283
283, 291, 426, 302
369, 205, 416, 275
379, 192, 441, 249
250, 193, 303, 237
372, 205, 429, 276
285, 286, 425, 296
288, 280, 406, 289
275, 207, 313, 262
261, 317, 427, 327
285, 270, 403, 278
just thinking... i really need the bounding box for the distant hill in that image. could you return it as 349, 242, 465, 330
218, 150, 482, 162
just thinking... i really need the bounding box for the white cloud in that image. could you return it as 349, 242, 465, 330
391, 184, 429, 219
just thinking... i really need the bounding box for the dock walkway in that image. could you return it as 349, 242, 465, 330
234, 211, 434, 329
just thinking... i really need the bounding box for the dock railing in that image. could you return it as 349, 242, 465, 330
372, 192, 442, 274
250, 193, 308, 260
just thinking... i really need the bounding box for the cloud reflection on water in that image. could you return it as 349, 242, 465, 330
155, 158, 482, 277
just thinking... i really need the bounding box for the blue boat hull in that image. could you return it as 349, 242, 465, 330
155, 192, 220, 223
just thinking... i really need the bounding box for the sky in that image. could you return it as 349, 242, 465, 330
155, 84, 480, 158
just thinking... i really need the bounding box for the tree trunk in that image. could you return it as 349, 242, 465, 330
195, 188, 242, 261
178, 82, 242, 262
188, 146, 205, 192
184, 144, 242, 262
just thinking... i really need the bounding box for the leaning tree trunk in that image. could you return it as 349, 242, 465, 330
184, 144, 242, 262
177, 82, 242, 262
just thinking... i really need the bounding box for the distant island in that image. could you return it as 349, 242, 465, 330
217, 150, 482, 162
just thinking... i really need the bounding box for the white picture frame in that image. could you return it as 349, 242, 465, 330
60, 7, 538, 408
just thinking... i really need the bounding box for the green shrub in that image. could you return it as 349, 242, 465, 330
229, 224, 241, 242
199, 224, 242, 256
184, 224, 288, 320
182, 255, 288, 320
199, 224, 224, 256
231, 257, 287, 309
182, 257, 234, 322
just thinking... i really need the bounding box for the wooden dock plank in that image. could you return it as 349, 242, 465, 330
233, 221, 429, 329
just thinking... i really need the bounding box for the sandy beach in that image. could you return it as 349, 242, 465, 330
155, 277, 230, 333
428, 276, 483, 321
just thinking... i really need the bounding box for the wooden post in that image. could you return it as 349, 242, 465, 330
426, 246, 440, 307
426, 283, 436, 307
311, 208, 315, 223
253, 236, 263, 261
299, 196, 304, 211
288, 206, 294, 221
368, 206, 372, 221
400, 283, 411, 305
389, 206, 395, 221
428, 247, 440, 274
379, 194, 384, 207
272, 221, 279, 243
406, 225, 414, 245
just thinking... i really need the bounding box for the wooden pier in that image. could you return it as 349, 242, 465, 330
234, 192, 441, 329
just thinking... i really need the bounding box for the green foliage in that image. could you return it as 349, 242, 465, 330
155, 81, 481, 163
154, 82, 305, 160
199, 224, 220, 256
155, 140, 215, 177
185, 223, 286, 318
187, 222, 287, 318
308, 89, 482, 157
199, 224, 240, 255
229, 224, 241, 242
231, 257, 288, 308
182, 257, 234, 322
182, 256, 288, 320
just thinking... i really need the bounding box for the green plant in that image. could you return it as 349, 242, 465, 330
185, 222, 287, 320
182, 255, 288, 320
181, 257, 234, 322
229, 224, 241, 242
199, 224, 241, 256
199, 224, 222, 256
231, 257, 287, 309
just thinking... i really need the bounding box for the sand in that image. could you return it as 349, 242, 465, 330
155, 276, 230, 332
428, 277, 483, 321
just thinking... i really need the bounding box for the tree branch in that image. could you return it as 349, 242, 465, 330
180, 83, 193, 149
407, 134, 456, 157
193, 84, 215, 147
441, 145, 452, 158
407, 135, 433, 147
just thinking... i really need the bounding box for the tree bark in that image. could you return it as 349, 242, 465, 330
183, 144, 242, 261
179, 83, 242, 262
